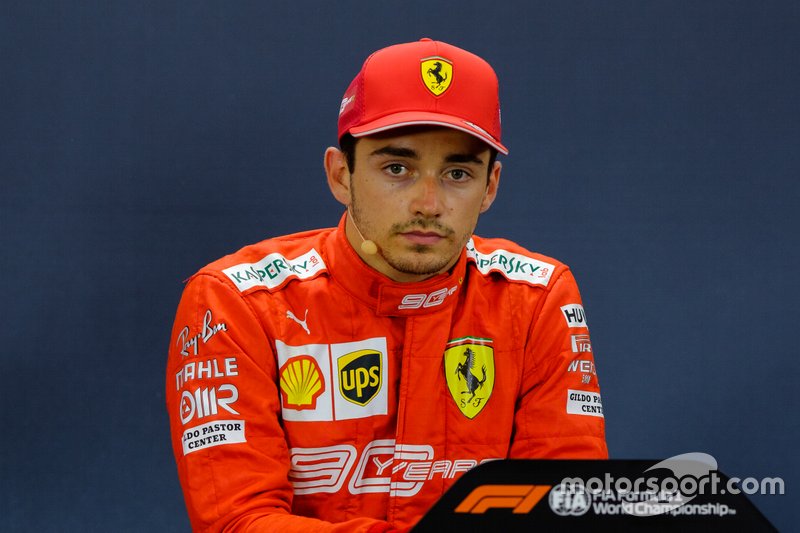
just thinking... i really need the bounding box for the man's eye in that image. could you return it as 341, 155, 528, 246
449, 169, 468, 180
386, 164, 406, 175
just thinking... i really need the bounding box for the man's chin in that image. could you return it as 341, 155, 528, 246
383, 251, 455, 277
408, 243, 437, 254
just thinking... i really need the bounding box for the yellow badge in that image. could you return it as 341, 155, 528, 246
279, 355, 325, 410
420, 57, 453, 96
338, 349, 382, 406
444, 337, 494, 418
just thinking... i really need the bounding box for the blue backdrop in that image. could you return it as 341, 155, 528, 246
1, 1, 796, 530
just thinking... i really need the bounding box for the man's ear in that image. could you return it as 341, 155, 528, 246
479, 160, 502, 213
325, 147, 351, 206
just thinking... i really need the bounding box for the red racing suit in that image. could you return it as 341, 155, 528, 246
166, 215, 607, 532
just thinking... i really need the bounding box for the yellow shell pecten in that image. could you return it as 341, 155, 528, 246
279, 356, 324, 409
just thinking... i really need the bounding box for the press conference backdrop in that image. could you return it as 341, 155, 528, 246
1, 1, 796, 530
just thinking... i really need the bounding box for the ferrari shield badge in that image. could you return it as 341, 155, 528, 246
420, 57, 453, 96
444, 337, 494, 418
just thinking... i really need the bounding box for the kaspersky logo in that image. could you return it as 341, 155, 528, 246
455, 485, 552, 514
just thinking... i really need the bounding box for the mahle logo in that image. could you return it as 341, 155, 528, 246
338, 350, 382, 406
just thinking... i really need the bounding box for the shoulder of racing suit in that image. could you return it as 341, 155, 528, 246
466, 235, 569, 290
187, 226, 335, 296
184, 228, 572, 297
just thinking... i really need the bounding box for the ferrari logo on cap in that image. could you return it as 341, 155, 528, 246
444, 337, 494, 418
421, 57, 453, 96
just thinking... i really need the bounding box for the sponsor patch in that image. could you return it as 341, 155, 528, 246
331, 339, 387, 420
222, 248, 326, 292
182, 419, 245, 455
338, 349, 382, 406
177, 309, 227, 357
567, 359, 596, 376
567, 357, 597, 386
444, 337, 495, 419
339, 94, 355, 116
570, 334, 592, 353
175, 356, 239, 391
279, 356, 325, 410
179, 384, 240, 425
276, 338, 388, 422
466, 239, 555, 286
566, 389, 604, 418
286, 308, 310, 334
561, 304, 588, 328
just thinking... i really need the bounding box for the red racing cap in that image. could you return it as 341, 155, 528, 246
337, 38, 508, 154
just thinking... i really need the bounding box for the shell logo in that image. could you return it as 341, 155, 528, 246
279, 355, 325, 410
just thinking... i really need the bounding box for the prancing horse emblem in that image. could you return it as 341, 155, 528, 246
427, 61, 448, 84
444, 337, 494, 418
456, 348, 487, 401
420, 57, 453, 96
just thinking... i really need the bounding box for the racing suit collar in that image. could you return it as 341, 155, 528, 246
327, 214, 466, 317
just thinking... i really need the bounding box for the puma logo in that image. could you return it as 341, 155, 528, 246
286, 309, 310, 335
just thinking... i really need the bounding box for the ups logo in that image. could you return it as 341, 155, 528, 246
338, 349, 382, 406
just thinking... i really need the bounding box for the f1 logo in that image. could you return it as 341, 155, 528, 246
454, 484, 552, 514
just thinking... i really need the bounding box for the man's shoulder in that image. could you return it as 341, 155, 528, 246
191, 227, 334, 294
466, 235, 568, 289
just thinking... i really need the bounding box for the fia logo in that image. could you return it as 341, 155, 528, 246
548, 483, 592, 516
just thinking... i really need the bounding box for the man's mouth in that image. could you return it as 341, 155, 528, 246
400, 230, 445, 245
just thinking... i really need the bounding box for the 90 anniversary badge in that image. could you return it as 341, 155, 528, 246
444, 337, 494, 418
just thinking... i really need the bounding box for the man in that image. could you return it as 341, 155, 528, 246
167, 38, 607, 532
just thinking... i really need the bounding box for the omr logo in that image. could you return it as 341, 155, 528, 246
454, 484, 552, 514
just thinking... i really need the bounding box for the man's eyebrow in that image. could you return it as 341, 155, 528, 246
445, 153, 485, 165
368, 146, 485, 165
369, 146, 419, 159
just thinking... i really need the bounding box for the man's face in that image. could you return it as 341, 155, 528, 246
330, 127, 500, 282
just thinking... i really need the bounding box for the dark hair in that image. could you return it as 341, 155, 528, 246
339, 132, 499, 178
340, 133, 358, 173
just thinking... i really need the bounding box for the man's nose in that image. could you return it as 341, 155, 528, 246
409, 176, 444, 218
